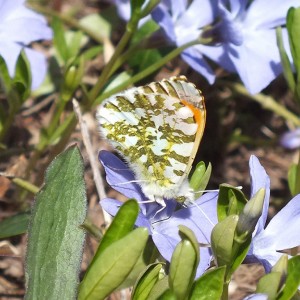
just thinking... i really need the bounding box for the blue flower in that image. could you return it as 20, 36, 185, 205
280, 127, 300, 149
99, 150, 218, 277
0, 0, 52, 89
246, 156, 300, 273
200, 0, 299, 94
152, 0, 218, 84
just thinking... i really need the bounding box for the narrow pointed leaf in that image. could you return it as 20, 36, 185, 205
25, 145, 87, 300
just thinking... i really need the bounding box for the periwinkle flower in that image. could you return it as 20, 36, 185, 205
280, 127, 300, 149
152, 0, 218, 84
0, 0, 52, 89
99, 150, 219, 277
200, 0, 300, 94
246, 157, 300, 273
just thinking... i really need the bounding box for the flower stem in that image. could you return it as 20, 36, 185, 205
93, 39, 201, 106
232, 83, 300, 126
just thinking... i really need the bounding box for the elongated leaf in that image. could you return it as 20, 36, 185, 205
169, 234, 198, 300
132, 263, 163, 300
25, 145, 87, 300
190, 266, 225, 300
78, 227, 148, 300
148, 276, 169, 300
278, 256, 300, 300
92, 199, 139, 262
52, 16, 69, 63
0, 212, 30, 239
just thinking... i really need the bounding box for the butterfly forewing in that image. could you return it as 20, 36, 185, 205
97, 76, 206, 202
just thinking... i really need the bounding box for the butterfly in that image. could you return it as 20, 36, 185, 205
97, 76, 206, 208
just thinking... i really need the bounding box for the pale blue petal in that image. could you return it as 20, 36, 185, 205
99, 151, 145, 202
24, 48, 48, 90
280, 128, 300, 149
0, 41, 22, 77
244, 294, 268, 300
152, 5, 176, 42
181, 47, 216, 84
227, 30, 282, 94
245, 0, 300, 28
260, 194, 300, 250
249, 155, 270, 235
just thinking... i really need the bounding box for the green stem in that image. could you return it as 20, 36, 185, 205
88, 16, 141, 101
93, 39, 201, 106
231, 83, 300, 127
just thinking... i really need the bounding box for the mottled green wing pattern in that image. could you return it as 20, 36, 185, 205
97, 76, 206, 202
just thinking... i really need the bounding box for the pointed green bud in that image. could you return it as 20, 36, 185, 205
236, 188, 265, 241
189, 161, 212, 198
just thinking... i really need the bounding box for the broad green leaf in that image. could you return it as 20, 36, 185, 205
211, 215, 239, 268
278, 255, 300, 300
169, 232, 198, 300
93, 199, 139, 261
190, 161, 212, 198
256, 272, 282, 300
148, 276, 169, 300
132, 263, 163, 300
190, 266, 225, 300
0, 212, 30, 239
119, 238, 159, 288
0, 55, 12, 89
217, 184, 247, 221
78, 227, 148, 300
25, 145, 87, 300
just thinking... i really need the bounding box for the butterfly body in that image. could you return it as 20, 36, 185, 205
97, 76, 206, 205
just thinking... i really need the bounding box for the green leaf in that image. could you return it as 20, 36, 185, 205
93, 199, 139, 261
287, 7, 300, 101
276, 26, 295, 93
278, 256, 300, 300
52, 16, 69, 63
190, 266, 225, 300
132, 263, 163, 300
288, 163, 297, 196
169, 228, 198, 300
0, 212, 30, 239
157, 289, 177, 300
119, 238, 159, 289
0, 55, 12, 89
287, 7, 300, 78
256, 272, 282, 300
25, 145, 87, 300
217, 184, 247, 222
78, 227, 148, 300
79, 13, 112, 40
148, 276, 169, 300
211, 215, 239, 268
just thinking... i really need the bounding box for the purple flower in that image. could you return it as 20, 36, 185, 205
152, 0, 218, 84
99, 150, 218, 277
200, 0, 299, 94
280, 128, 300, 149
0, 0, 52, 89
246, 157, 300, 273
